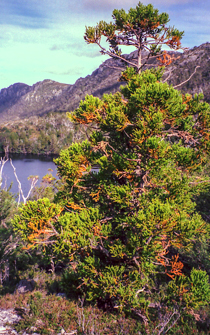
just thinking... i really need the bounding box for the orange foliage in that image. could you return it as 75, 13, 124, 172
166, 35, 181, 48
167, 254, 184, 279
148, 148, 159, 159
117, 115, 132, 131
22, 206, 63, 250
157, 51, 174, 66
73, 156, 90, 185
92, 224, 101, 236
140, 19, 159, 30
182, 94, 192, 105
90, 187, 101, 202
66, 202, 83, 211
113, 169, 134, 182
157, 250, 184, 280
72, 111, 97, 124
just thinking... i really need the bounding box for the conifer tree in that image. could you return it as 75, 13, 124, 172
13, 67, 210, 329
84, 1, 185, 72
12, 2, 210, 331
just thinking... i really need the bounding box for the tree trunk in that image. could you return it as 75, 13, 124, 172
137, 43, 142, 74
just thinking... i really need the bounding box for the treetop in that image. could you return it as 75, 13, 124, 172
84, 2, 185, 72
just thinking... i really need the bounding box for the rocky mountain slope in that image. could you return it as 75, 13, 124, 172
0, 42, 209, 124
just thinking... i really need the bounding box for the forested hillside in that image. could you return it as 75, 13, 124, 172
0, 112, 85, 155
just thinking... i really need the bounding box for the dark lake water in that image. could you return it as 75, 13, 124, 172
0, 154, 58, 197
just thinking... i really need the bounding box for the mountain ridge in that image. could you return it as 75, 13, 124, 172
0, 42, 209, 124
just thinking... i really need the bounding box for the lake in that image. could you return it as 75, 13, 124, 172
0, 154, 57, 198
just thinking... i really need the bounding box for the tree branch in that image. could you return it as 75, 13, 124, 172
0, 157, 8, 188
173, 66, 200, 88
10, 159, 38, 205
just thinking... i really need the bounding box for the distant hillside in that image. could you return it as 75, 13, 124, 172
166, 42, 210, 101
0, 42, 209, 124
0, 112, 86, 155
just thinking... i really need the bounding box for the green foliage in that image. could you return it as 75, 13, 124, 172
0, 189, 18, 286
0, 189, 49, 291
85, 2, 184, 72
168, 269, 210, 310
11, 2, 210, 329
12, 198, 63, 249
0, 187, 17, 224
13, 66, 210, 331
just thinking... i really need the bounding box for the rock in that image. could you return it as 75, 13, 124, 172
35, 319, 44, 327
0, 308, 20, 334
30, 326, 38, 332
56, 293, 67, 299
15, 279, 35, 294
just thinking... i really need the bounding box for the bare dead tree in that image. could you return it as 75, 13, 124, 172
10, 159, 39, 205
0, 157, 9, 188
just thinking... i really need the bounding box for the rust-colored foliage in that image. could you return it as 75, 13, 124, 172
157, 251, 184, 280
73, 156, 90, 186
66, 202, 83, 211
140, 19, 160, 30
166, 35, 181, 48
158, 51, 174, 66
73, 111, 98, 124
90, 187, 101, 202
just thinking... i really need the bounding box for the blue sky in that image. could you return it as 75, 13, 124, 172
0, 0, 209, 90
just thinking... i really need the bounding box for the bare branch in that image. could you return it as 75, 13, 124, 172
10, 159, 38, 205
95, 41, 138, 69
131, 308, 149, 325
189, 179, 210, 185
100, 216, 114, 223
146, 236, 153, 245
155, 310, 180, 335
0, 157, 8, 188
173, 66, 200, 88
135, 287, 145, 298
162, 68, 174, 83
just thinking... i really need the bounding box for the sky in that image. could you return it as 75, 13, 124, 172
0, 0, 209, 91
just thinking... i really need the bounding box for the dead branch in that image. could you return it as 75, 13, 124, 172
162, 68, 174, 83
10, 159, 38, 205
96, 41, 139, 69
100, 216, 114, 223
135, 287, 145, 298
173, 66, 200, 89
155, 310, 180, 335
0, 157, 8, 188
131, 308, 149, 325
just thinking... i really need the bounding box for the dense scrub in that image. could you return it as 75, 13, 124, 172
9, 67, 210, 334
0, 74, 210, 334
